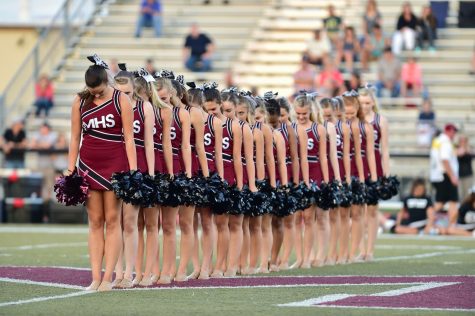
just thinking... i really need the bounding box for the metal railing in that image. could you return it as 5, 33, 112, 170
0, 0, 105, 132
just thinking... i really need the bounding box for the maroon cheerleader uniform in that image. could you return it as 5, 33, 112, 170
79, 89, 128, 190
359, 121, 371, 179
203, 114, 217, 173
290, 121, 300, 183
185, 105, 200, 175
272, 131, 280, 184
323, 121, 335, 181
133, 100, 148, 173
347, 119, 360, 178
171, 106, 185, 174
306, 122, 323, 184
239, 120, 248, 185
153, 108, 164, 173
253, 121, 268, 180
278, 123, 292, 183
371, 113, 384, 177
222, 117, 236, 185
335, 120, 345, 179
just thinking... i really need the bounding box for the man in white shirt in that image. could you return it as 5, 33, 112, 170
429, 123, 459, 228
304, 29, 331, 67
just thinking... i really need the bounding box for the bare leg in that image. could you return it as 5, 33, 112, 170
160, 206, 179, 282
102, 191, 123, 283
142, 206, 160, 283
240, 216, 250, 273
86, 190, 105, 286
199, 208, 214, 279
291, 211, 304, 268
315, 208, 330, 266
226, 214, 244, 276
151, 209, 161, 278
338, 207, 350, 264
213, 214, 229, 276
365, 204, 379, 260
270, 216, 283, 268
249, 216, 262, 272
121, 203, 139, 282
395, 226, 419, 234
327, 208, 340, 264
279, 213, 295, 268
302, 206, 316, 268
176, 205, 195, 280
134, 209, 144, 283
349, 204, 364, 262
259, 214, 273, 272
309, 211, 318, 262
113, 206, 124, 285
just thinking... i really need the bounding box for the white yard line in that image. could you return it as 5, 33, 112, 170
0, 242, 87, 251
373, 248, 475, 262
0, 277, 84, 290
375, 245, 461, 250
0, 291, 93, 308
316, 305, 475, 312
0, 226, 89, 234
278, 294, 354, 307
370, 282, 458, 297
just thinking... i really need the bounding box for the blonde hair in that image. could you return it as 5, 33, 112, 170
358, 86, 379, 113
134, 76, 168, 109
342, 95, 365, 121
114, 75, 141, 101
155, 77, 179, 107
293, 94, 322, 124
238, 95, 256, 125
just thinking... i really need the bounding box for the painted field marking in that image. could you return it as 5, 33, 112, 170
0, 242, 87, 251
0, 227, 89, 234
373, 248, 475, 262
369, 282, 458, 296
375, 245, 461, 250
0, 291, 93, 308
0, 277, 84, 290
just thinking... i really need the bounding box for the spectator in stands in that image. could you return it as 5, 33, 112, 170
429, 123, 459, 231
183, 23, 214, 72
457, 135, 473, 200
416, 98, 436, 147
29, 122, 57, 150
336, 26, 360, 73
416, 5, 437, 52
304, 29, 331, 67
323, 4, 343, 46
400, 56, 423, 98
392, 2, 418, 55
375, 47, 401, 98
293, 55, 317, 96
361, 23, 389, 71
457, 188, 475, 235
315, 57, 344, 97
469, 45, 475, 75
344, 70, 362, 91
53, 132, 68, 175
393, 178, 436, 235
362, 0, 382, 36
145, 58, 157, 76
109, 58, 120, 77
135, 0, 162, 38
1, 119, 27, 169
34, 74, 54, 118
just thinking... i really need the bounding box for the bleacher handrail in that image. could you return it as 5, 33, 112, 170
0, 0, 105, 132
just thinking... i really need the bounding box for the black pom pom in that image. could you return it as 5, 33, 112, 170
350, 177, 367, 205
339, 182, 353, 208
140, 174, 157, 207
377, 175, 400, 200
163, 173, 195, 207
54, 170, 89, 206
227, 185, 245, 215
290, 181, 315, 210
206, 173, 230, 213
365, 179, 379, 205
111, 170, 148, 206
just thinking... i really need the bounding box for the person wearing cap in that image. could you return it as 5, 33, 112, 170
1, 119, 27, 169
429, 123, 460, 230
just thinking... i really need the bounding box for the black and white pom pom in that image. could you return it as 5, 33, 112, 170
163, 173, 195, 207
350, 177, 367, 205
339, 182, 353, 208
153, 173, 173, 205
54, 170, 89, 206
365, 179, 380, 205
111, 170, 151, 206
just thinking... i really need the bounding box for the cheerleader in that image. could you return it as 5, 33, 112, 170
109, 66, 155, 288
67, 55, 137, 291
221, 89, 257, 277
319, 98, 343, 265
203, 85, 243, 278
359, 86, 386, 261
236, 93, 265, 275
343, 90, 375, 263
172, 76, 209, 280
155, 75, 192, 283
188, 83, 224, 279
294, 91, 328, 269
262, 96, 294, 270
278, 98, 308, 269
328, 96, 352, 264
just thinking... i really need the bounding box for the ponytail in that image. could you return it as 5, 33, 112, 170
314, 101, 324, 124
77, 65, 109, 111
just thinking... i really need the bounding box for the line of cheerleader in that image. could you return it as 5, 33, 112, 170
55, 54, 399, 291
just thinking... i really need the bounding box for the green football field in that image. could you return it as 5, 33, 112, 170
0, 224, 474, 315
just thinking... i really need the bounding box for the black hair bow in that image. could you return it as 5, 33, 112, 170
203, 82, 219, 90
263, 91, 278, 101
343, 90, 359, 97
137, 67, 155, 83
118, 63, 127, 71
159, 69, 175, 79
87, 53, 109, 69
176, 75, 185, 86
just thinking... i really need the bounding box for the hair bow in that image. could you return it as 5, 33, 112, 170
186, 82, 204, 90
342, 90, 359, 97
222, 86, 238, 94
176, 75, 185, 86
239, 89, 252, 97
137, 68, 155, 83
263, 91, 278, 101
203, 82, 218, 90
118, 63, 127, 71
159, 69, 175, 79
87, 53, 109, 69
298, 90, 318, 99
